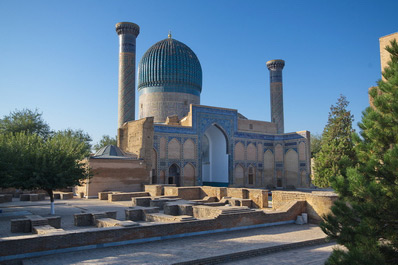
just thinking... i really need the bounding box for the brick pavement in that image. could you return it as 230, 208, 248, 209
22, 224, 332, 265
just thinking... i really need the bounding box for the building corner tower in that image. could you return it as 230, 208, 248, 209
266, 59, 285, 134
116, 22, 140, 128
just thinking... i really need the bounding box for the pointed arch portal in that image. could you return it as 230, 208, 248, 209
202, 124, 229, 186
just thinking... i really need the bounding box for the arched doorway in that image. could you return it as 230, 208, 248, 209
169, 164, 180, 186
201, 124, 229, 186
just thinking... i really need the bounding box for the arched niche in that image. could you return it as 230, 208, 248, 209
201, 124, 229, 186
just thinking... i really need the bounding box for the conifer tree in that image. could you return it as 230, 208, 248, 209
321, 39, 398, 264
313, 95, 356, 188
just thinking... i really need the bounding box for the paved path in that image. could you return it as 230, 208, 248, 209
22, 224, 333, 265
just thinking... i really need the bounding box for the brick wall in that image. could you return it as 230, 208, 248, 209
0, 201, 305, 259
272, 190, 337, 223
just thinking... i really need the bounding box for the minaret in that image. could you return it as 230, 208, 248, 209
266, 59, 285, 134
116, 22, 140, 128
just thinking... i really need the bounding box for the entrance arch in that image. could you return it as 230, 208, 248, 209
169, 164, 180, 186
202, 124, 229, 186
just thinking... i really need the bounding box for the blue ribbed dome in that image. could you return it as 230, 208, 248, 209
138, 38, 202, 93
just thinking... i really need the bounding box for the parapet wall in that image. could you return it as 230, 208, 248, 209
159, 186, 268, 208
0, 201, 305, 259
272, 190, 337, 223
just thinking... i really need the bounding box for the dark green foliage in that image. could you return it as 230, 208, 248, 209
313, 95, 356, 188
0, 132, 90, 193
0, 109, 92, 213
58, 128, 92, 155
321, 39, 398, 264
310, 133, 322, 158
0, 109, 51, 137
93, 135, 117, 152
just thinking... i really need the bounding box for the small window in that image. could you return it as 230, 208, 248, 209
140, 104, 143, 109
184, 100, 188, 106
249, 124, 253, 130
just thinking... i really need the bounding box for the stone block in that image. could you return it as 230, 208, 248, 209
227, 188, 249, 199
144, 185, 162, 196
295, 215, 304, 225
60, 192, 73, 200
0, 194, 13, 203
19, 194, 30, 201
248, 189, 268, 208
142, 207, 160, 220
47, 216, 61, 228
74, 213, 92, 226
240, 199, 252, 207
33, 225, 64, 235
11, 218, 31, 233
163, 186, 179, 197
38, 193, 46, 201
177, 187, 201, 200
26, 215, 49, 229
150, 198, 176, 210
98, 192, 112, 200
132, 197, 152, 207
178, 204, 193, 216
96, 218, 138, 228
91, 212, 108, 224
29, 194, 39, 201
105, 211, 117, 219
108, 192, 150, 202
125, 208, 142, 221
163, 204, 179, 216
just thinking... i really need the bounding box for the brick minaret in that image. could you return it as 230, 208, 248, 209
116, 22, 140, 128
266, 59, 285, 134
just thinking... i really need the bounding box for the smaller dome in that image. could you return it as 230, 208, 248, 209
93, 145, 125, 157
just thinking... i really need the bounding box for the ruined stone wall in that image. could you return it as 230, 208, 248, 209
0, 201, 305, 259
272, 190, 337, 223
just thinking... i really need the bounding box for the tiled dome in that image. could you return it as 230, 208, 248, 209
138, 37, 202, 93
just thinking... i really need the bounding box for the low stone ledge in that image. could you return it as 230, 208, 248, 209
11, 215, 61, 233
53, 192, 73, 200
146, 213, 196, 223
11, 218, 31, 233
74, 211, 117, 226
19, 194, 45, 201
0, 194, 13, 203
131, 196, 152, 207
96, 218, 139, 228
47, 216, 61, 228
125, 207, 159, 221
98, 192, 115, 200
26, 215, 49, 228
32, 225, 65, 235
150, 198, 180, 210
108, 192, 150, 202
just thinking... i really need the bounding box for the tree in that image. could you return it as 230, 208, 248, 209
321, 40, 398, 264
0, 109, 51, 137
93, 135, 117, 151
313, 95, 356, 188
310, 133, 322, 158
0, 131, 90, 214
58, 128, 92, 155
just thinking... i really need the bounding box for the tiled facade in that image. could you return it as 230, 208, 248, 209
120, 104, 311, 189
116, 22, 311, 189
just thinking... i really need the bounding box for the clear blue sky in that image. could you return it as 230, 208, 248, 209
0, 0, 397, 145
